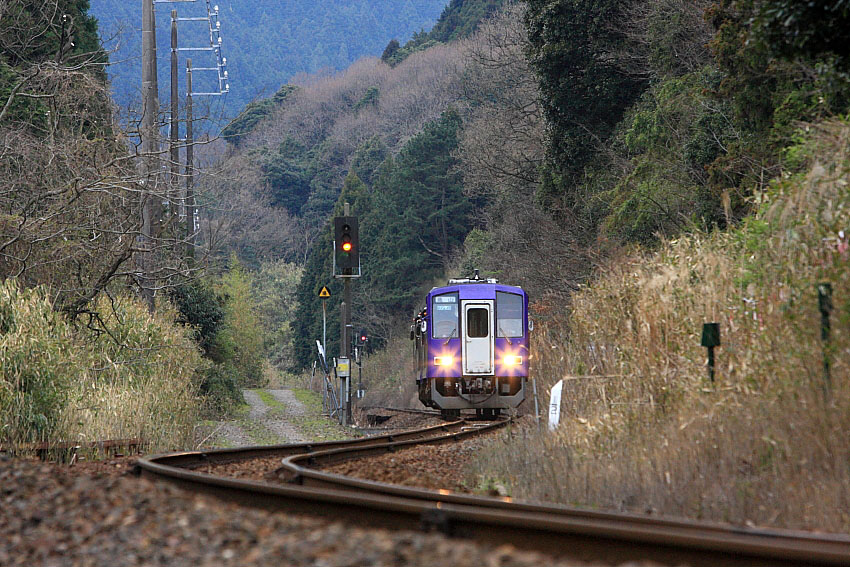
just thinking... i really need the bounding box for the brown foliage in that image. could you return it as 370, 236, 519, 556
454, 4, 593, 298
0, 1, 201, 315
471, 121, 850, 532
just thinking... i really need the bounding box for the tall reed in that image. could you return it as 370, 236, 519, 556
0, 282, 204, 454
471, 120, 850, 532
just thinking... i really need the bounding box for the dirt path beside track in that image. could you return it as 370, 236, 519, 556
202, 388, 312, 448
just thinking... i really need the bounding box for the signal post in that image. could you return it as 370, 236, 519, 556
334, 203, 360, 426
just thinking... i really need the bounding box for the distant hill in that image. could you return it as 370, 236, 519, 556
381, 0, 506, 65
90, 0, 449, 128
223, 0, 506, 145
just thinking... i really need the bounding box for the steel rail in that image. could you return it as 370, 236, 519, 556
137, 419, 473, 470
136, 422, 850, 567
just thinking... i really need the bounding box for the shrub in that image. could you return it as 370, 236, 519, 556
0, 280, 204, 452
0, 282, 76, 444
197, 364, 244, 416
214, 256, 266, 387
169, 279, 224, 357
471, 120, 850, 532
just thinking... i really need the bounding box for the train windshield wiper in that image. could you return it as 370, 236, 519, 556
499, 326, 513, 345
444, 327, 456, 345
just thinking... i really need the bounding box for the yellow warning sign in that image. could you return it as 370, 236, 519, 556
318, 286, 331, 298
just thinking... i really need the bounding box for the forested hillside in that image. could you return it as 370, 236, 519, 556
203, 1, 529, 368
467, 0, 850, 532
90, 0, 450, 125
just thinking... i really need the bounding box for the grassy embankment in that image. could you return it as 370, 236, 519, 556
0, 284, 204, 455
470, 120, 850, 532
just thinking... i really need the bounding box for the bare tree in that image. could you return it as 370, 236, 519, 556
196, 153, 312, 266
615, 0, 713, 80
0, 0, 208, 318
455, 3, 592, 297
458, 2, 545, 201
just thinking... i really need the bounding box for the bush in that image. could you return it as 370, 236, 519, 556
472, 120, 850, 532
169, 279, 224, 357
198, 364, 244, 416
0, 282, 76, 444
0, 280, 204, 452
214, 256, 266, 387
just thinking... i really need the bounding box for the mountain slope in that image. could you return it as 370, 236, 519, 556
90, 0, 449, 126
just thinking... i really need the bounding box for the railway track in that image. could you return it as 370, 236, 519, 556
136, 419, 850, 567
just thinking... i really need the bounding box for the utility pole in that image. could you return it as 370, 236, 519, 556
150, 3, 163, 246
185, 58, 195, 260
170, 10, 180, 225
140, 0, 159, 313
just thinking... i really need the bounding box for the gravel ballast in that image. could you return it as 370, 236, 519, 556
0, 456, 662, 566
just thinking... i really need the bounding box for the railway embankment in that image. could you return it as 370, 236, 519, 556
468, 120, 850, 534
0, 453, 601, 567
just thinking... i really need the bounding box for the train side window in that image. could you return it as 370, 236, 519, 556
496, 292, 524, 338
432, 292, 459, 339
467, 308, 489, 338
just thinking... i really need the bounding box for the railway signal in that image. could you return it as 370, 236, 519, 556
333, 216, 359, 276
333, 205, 360, 426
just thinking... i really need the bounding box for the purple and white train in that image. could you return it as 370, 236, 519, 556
411, 272, 530, 419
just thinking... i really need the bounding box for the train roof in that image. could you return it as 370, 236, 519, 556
427, 282, 526, 301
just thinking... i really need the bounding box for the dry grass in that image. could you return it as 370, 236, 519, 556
356, 333, 419, 409
470, 120, 850, 532
0, 283, 204, 454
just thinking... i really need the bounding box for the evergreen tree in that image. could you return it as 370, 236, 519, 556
381, 39, 401, 63
524, 0, 647, 207
351, 136, 389, 186
293, 111, 473, 368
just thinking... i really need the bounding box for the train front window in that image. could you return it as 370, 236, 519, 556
467, 308, 489, 338
496, 292, 524, 338
432, 293, 459, 339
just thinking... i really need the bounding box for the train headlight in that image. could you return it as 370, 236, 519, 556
434, 356, 454, 366
503, 355, 522, 366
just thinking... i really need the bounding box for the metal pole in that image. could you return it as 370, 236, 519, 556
358, 354, 363, 399
140, 0, 157, 313
818, 283, 833, 398
343, 278, 352, 425
339, 292, 349, 426
170, 10, 180, 225
322, 299, 327, 361
185, 58, 195, 261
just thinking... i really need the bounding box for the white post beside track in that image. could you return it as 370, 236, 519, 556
548, 379, 563, 432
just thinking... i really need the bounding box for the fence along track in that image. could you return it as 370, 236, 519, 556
135, 421, 850, 567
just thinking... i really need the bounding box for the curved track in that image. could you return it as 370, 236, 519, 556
136, 420, 850, 567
